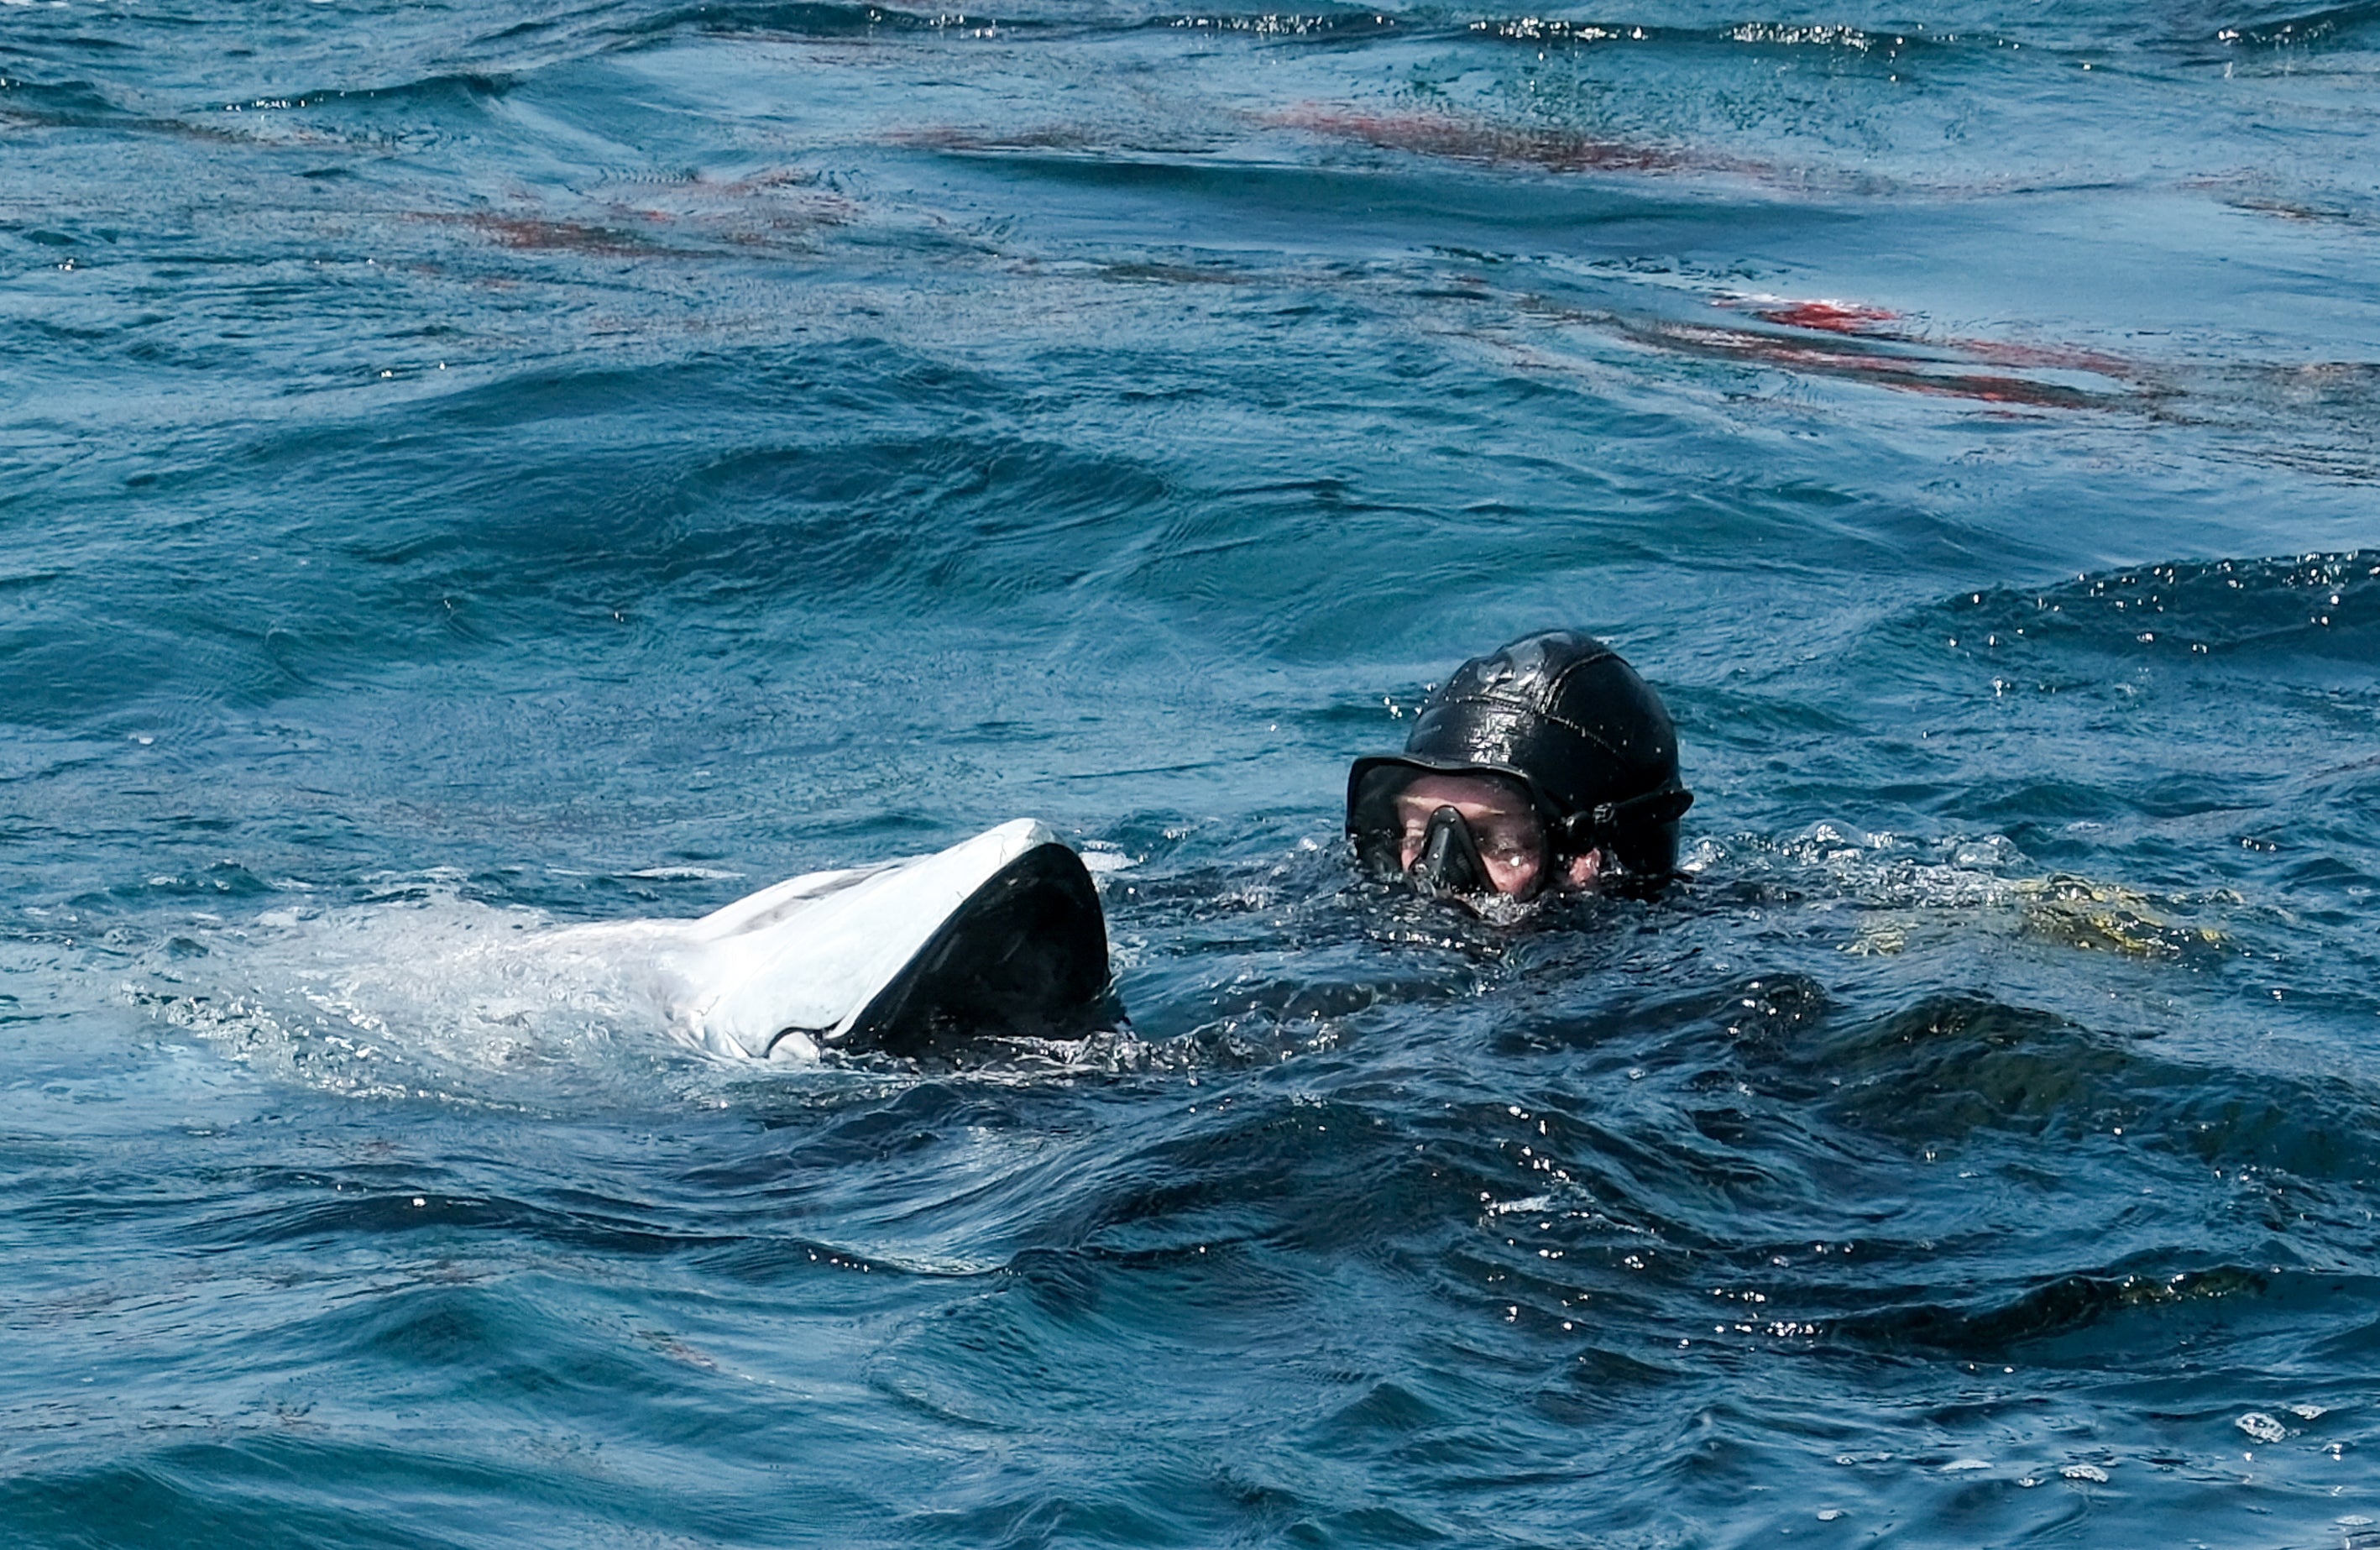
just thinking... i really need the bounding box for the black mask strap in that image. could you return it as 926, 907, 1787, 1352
1413, 805, 1493, 898
1552, 785, 1695, 856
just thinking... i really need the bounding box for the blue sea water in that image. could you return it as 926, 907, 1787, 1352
7, 0, 2380, 1542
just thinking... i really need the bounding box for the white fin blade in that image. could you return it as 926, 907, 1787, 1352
681, 820, 1061, 1059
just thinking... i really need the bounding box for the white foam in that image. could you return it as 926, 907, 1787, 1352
2236, 1411, 2290, 1443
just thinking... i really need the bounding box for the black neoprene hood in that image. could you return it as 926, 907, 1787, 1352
1347, 630, 1692, 882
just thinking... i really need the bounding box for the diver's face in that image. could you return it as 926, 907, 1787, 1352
1393, 774, 1602, 898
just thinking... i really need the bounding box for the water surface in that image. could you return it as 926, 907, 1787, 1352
6, 0, 2380, 1542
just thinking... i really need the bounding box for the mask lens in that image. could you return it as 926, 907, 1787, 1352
1349, 764, 1420, 877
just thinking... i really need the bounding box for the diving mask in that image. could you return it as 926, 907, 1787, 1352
1351, 768, 1559, 902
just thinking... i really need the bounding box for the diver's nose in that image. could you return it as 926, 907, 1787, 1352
1413, 805, 1492, 898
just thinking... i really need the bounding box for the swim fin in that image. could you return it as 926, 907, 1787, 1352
666, 820, 1114, 1061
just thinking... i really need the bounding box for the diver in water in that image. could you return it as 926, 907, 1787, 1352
552, 630, 1683, 1066
1346, 630, 1692, 906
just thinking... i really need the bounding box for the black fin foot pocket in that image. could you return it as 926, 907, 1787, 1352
834, 842, 1116, 1061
